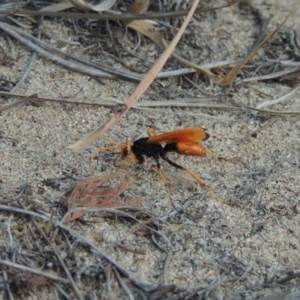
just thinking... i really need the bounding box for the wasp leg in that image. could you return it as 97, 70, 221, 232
125, 154, 141, 164
157, 168, 176, 207
180, 167, 206, 186
161, 153, 206, 186
176, 166, 228, 204
152, 156, 175, 207
205, 147, 232, 161
156, 165, 170, 193
159, 153, 237, 205
90, 144, 124, 161
186, 170, 238, 205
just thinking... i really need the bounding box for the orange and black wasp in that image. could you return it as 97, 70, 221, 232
91, 127, 226, 204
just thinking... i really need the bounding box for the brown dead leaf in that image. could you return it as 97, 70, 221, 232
124, 0, 164, 48
64, 174, 144, 222
279, 71, 300, 87
127, 20, 164, 48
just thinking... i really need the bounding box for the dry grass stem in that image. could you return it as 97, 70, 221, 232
0, 259, 69, 284
222, 8, 293, 85
2, 91, 300, 116
10, 52, 36, 93
240, 67, 300, 83
162, 250, 172, 286
256, 84, 300, 109
68, 0, 200, 153
112, 267, 135, 300
0, 93, 37, 112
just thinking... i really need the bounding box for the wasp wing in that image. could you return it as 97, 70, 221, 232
147, 127, 208, 144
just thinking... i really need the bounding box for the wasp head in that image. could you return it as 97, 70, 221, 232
121, 142, 132, 159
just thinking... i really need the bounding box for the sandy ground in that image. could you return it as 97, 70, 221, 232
1, 0, 300, 299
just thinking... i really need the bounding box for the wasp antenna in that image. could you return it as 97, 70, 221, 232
181, 167, 206, 186
90, 144, 125, 161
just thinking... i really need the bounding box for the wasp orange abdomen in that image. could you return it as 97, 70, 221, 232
174, 142, 207, 156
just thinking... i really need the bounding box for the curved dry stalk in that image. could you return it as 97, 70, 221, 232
240, 67, 300, 83
0, 259, 69, 284
0, 22, 114, 79
3, 91, 300, 115
256, 84, 300, 109
162, 250, 172, 286
112, 267, 135, 300
221, 9, 293, 85
10, 52, 36, 93
68, 0, 200, 153
2, 91, 300, 116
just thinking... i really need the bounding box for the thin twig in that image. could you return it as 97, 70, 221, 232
53, 284, 72, 300
0, 21, 238, 82
0, 259, 69, 284
256, 84, 300, 109
159, 197, 195, 221
1, 270, 14, 300
10, 52, 36, 93
0, 22, 114, 79
280, 61, 300, 67
5, 216, 13, 250
162, 250, 172, 286
63, 206, 173, 250
1, 91, 299, 115
113, 267, 135, 300
0, 94, 37, 112
240, 67, 300, 83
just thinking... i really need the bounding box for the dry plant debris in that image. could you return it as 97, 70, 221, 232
50, 173, 144, 243
1, 0, 300, 299
64, 174, 144, 222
